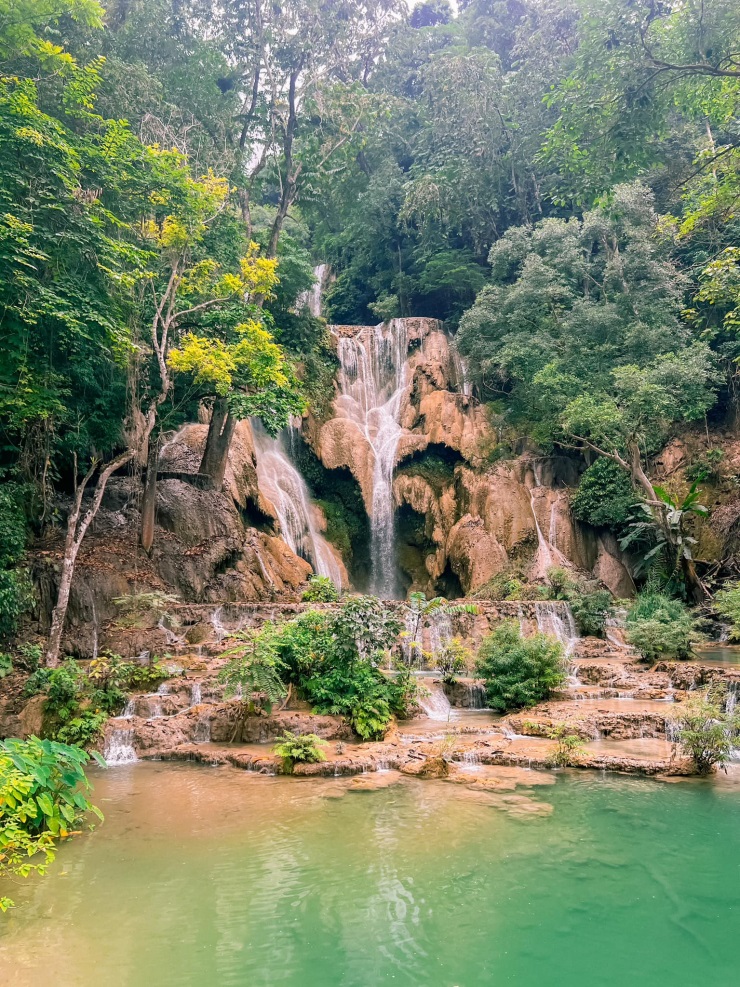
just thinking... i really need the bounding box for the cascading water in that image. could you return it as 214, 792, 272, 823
253, 421, 342, 588
418, 683, 452, 721
333, 320, 409, 597
104, 720, 137, 765
535, 601, 579, 655
297, 263, 328, 318
450, 342, 472, 398
527, 463, 571, 578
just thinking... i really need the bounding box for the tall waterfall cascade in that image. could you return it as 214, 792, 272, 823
333, 320, 409, 597
298, 263, 329, 318
253, 422, 343, 588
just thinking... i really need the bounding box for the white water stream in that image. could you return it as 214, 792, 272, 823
297, 263, 329, 318
103, 720, 137, 765
535, 601, 579, 655
253, 422, 342, 588
333, 320, 409, 597
418, 682, 453, 720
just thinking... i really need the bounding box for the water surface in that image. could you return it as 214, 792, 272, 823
1, 763, 738, 986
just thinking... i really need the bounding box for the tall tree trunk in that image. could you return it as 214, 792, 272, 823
140, 439, 158, 553
200, 397, 236, 490
45, 452, 132, 666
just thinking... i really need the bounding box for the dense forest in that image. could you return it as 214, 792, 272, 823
1, 0, 740, 658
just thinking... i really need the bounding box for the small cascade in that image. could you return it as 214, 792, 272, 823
122, 696, 136, 717
157, 616, 184, 648
665, 719, 681, 743
427, 610, 453, 660
457, 750, 482, 770
605, 613, 629, 649
333, 320, 409, 597
191, 681, 202, 706
527, 464, 571, 577
725, 682, 737, 716
104, 721, 137, 765
463, 682, 487, 709
253, 422, 342, 588
91, 599, 99, 661
418, 682, 452, 721
193, 716, 211, 744
535, 602, 579, 655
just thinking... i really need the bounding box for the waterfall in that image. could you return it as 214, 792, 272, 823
191, 681, 202, 705
104, 721, 137, 765
418, 682, 452, 720
535, 602, 579, 655
427, 611, 453, 660
253, 422, 342, 588
450, 342, 472, 398
91, 598, 99, 661
333, 320, 409, 597
527, 464, 571, 578
193, 716, 211, 744
298, 263, 328, 318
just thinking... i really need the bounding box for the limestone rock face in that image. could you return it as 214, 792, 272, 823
447, 516, 509, 593
159, 420, 275, 519
31, 428, 316, 656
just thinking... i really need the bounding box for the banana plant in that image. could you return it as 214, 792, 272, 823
620, 480, 709, 598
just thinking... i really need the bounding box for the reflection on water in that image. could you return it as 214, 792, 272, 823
1, 763, 739, 986
692, 645, 740, 667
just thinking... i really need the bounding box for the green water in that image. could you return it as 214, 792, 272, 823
2, 763, 739, 987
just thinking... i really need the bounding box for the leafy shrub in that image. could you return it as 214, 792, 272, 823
673, 687, 739, 775
546, 724, 586, 767
713, 582, 740, 641
270, 598, 407, 739
571, 459, 637, 531
218, 626, 287, 712
55, 710, 108, 748
569, 591, 613, 637
0, 652, 11, 677
273, 731, 327, 771
301, 575, 339, 603
625, 592, 695, 661
435, 637, 471, 683
0, 486, 30, 639
23, 666, 52, 697
475, 621, 566, 712
545, 567, 612, 637
44, 661, 84, 722
685, 449, 724, 484
472, 563, 545, 601
0, 737, 103, 910
14, 643, 43, 672
400, 593, 477, 667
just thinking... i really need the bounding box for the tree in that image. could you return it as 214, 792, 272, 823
625, 591, 695, 661
458, 183, 720, 599
475, 621, 565, 712
673, 686, 740, 775
167, 246, 304, 492
620, 481, 709, 597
